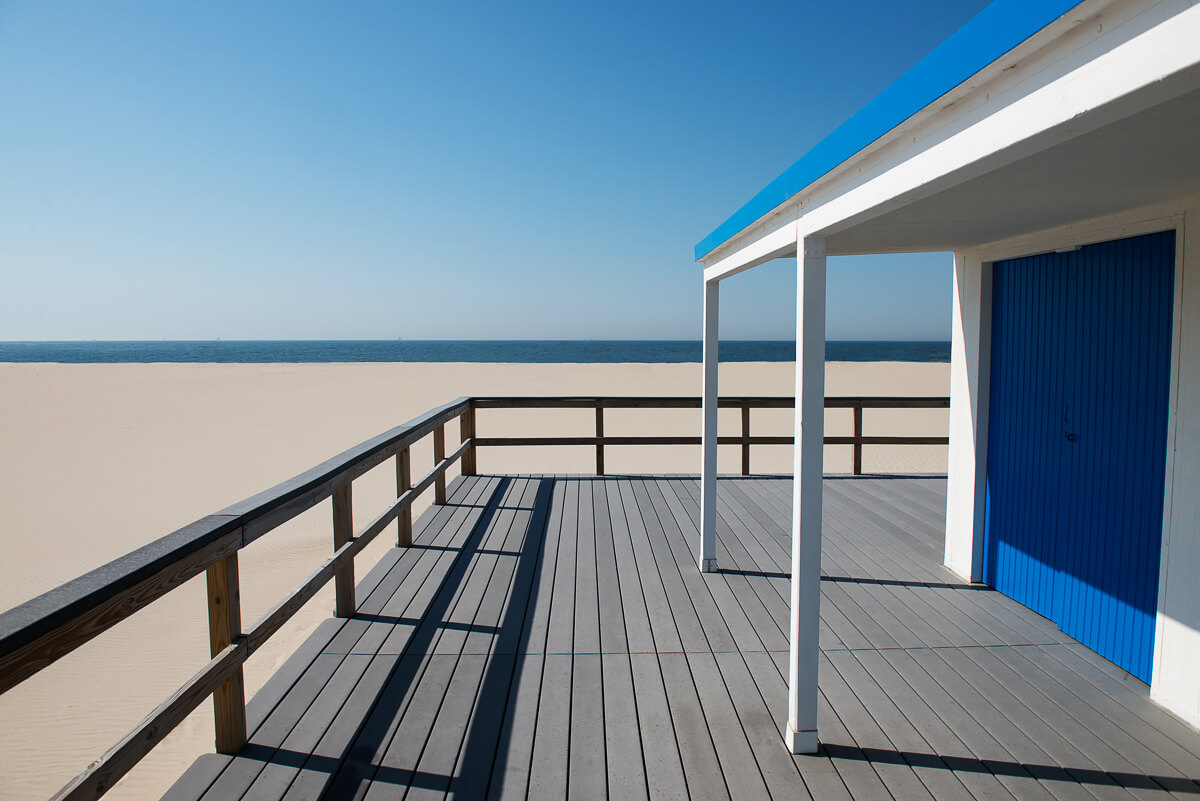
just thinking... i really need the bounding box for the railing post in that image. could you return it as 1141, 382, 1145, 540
461, 405, 477, 476
433, 424, 447, 504
396, 448, 412, 547
741, 405, 751, 476
853, 405, 863, 476
332, 483, 355, 617
595, 406, 605, 476
206, 553, 246, 754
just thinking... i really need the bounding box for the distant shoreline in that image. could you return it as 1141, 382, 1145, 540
0, 340, 951, 364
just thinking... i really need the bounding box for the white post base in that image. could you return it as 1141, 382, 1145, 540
699, 557, 718, 573
785, 725, 818, 754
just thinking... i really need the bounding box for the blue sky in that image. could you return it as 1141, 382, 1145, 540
0, 0, 992, 341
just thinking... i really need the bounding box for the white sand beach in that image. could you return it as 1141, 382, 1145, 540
0, 361, 948, 800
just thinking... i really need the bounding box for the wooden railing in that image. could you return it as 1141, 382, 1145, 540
473, 395, 949, 476
0, 394, 945, 800
0, 397, 478, 801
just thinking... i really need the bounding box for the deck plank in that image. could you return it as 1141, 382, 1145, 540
444, 652, 518, 801
1033, 646, 1200, 781
735, 652, 850, 801
485, 651, 544, 801
871, 648, 1058, 801
649, 479, 756, 652
196, 653, 347, 800
627, 478, 710, 652
852, 649, 1025, 801
568, 653, 609, 799
378, 475, 508, 656
520, 477, 567, 655
323, 476, 514, 796
527, 653, 572, 801
398, 651, 490, 801
968, 647, 1194, 800
460, 479, 536, 655
491, 477, 557, 656
713, 651, 818, 801
630, 650, 690, 800
674, 484, 790, 652
602, 652, 649, 800
592, 480, 629, 654
431, 477, 528, 656
827, 649, 976, 801
460, 478, 536, 654
674, 479, 790, 651
617, 478, 685, 653
357, 652, 462, 801
605, 480, 657, 654
574, 480, 603, 655
280, 653, 400, 801
819, 650, 938, 801
544, 480, 579, 655
908, 647, 1113, 801
688, 651, 773, 801
760, 649, 896, 801
659, 651, 732, 801
329, 476, 482, 655
245, 652, 373, 801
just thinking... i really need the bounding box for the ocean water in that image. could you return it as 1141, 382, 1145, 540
0, 340, 950, 364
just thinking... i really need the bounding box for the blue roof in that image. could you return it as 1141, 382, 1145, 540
694, 0, 1088, 261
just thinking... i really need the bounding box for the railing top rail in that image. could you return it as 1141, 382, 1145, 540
472, 396, 775, 408
221, 396, 470, 544
825, 396, 949, 408
0, 396, 471, 688
472, 395, 948, 409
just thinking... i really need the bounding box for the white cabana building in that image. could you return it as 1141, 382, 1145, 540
695, 0, 1200, 752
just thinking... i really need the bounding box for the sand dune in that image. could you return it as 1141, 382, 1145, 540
0, 361, 948, 800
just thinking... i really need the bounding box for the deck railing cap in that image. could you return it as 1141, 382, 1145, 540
0, 514, 242, 656
217, 396, 471, 521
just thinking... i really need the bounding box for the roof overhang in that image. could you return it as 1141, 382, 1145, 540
697, 0, 1200, 278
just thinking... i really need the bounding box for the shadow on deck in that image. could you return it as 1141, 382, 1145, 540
164, 476, 1200, 801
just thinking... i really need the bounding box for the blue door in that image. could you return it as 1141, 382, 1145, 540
984, 231, 1174, 683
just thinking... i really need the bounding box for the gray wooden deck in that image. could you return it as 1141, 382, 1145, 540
164, 475, 1200, 801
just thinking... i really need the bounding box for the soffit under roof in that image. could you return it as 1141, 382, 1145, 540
819, 82, 1200, 256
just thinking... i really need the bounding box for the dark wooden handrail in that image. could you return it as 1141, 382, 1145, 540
0, 393, 946, 800
472, 395, 949, 476
471, 395, 949, 409
0, 396, 475, 801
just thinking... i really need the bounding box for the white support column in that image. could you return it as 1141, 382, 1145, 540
1152, 204, 1200, 727
786, 236, 825, 754
699, 277, 720, 573
944, 251, 991, 582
